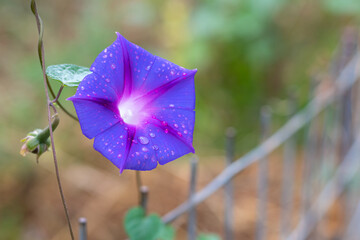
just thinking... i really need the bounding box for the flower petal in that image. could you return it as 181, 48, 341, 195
119, 33, 196, 95
89, 34, 125, 99
93, 122, 129, 171
71, 99, 120, 139
151, 108, 195, 145
124, 128, 158, 171
68, 73, 118, 102
144, 123, 194, 165
143, 72, 196, 110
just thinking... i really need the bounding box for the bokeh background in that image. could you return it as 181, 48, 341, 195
1, 0, 360, 239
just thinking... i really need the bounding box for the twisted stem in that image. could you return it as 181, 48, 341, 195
30, 1, 75, 239
30, 1, 78, 121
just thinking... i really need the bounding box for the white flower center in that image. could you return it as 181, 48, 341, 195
118, 98, 145, 125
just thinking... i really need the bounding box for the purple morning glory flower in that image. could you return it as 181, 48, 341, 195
68, 33, 196, 173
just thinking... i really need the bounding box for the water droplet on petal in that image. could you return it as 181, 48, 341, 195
145, 65, 151, 70
105, 78, 110, 83
149, 132, 156, 138
174, 124, 178, 128
165, 129, 169, 134
138, 136, 149, 145
118, 154, 122, 158
169, 104, 175, 108
184, 130, 188, 134
171, 151, 175, 156
135, 152, 140, 156
80, 86, 85, 90
142, 147, 149, 152
152, 145, 159, 150
111, 64, 116, 69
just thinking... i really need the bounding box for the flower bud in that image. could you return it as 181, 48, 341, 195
20, 114, 59, 160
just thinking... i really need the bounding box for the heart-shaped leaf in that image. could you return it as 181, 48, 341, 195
196, 234, 221, 240
125, 207, 163, 240
46, 64, 91, 87
157, 225, 175, 240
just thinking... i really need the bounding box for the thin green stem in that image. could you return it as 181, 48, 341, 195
51, 85, 64, 104
30, 1, 78, 121
30, 1, 75, 239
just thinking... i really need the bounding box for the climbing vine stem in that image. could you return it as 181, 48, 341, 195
30, 1, 75, 239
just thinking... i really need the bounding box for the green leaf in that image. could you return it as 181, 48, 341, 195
124, 207, 163, 240
196, 234, 221, 240
46, 64, 91, 87
156, 225, 175, 240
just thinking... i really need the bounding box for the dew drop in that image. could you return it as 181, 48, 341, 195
135, 152, 140, 156
103, 55, 107, 58
152, 145, 159, 150
105, 78, 110, 83
169, 104, 175, 108
118, 154, 122, 158
142, 147, 149, 152
184, 130, 188, 134
171, 151, 175, 156
132, 139, 138, 144
177, 132, 182, 137
174, 123, 179, 128
111, 64, 116, 69
149, 132, 156, 138
138, 136, 149, 145
165, 129, 169, 134
162, 121, 167, 126
144, 154, 149, 159
80, 86, 85, 90
145, 65, 151, 70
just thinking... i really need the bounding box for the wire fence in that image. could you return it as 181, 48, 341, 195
160, 29, 360, 239
78, 30, 360, 239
